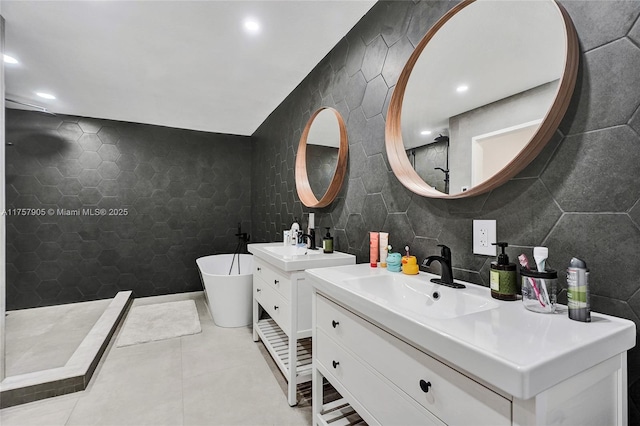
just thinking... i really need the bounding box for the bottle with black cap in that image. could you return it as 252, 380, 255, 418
322, 228, 334, 253
490, 242, 518, 301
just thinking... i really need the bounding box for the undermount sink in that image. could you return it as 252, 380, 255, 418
343, 274, 499, 320
264, 245, 324, 256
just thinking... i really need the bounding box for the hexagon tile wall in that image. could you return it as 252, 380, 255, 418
250, 0, 640, 420
5, 109, 252, 310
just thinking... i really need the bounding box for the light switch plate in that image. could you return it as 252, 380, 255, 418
473, 220, 497, 256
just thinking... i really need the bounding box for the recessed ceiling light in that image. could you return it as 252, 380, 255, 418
243, 18, 261, 34
3, 54, 18, 64
36, 92, 56, 100
456, 85, 469, 93
420, 130, 432, 135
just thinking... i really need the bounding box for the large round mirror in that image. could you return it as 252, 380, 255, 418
295, 107, 348, 208
386, 0, 578, 198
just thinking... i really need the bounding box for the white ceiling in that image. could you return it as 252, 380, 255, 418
1, 0, 376, 136
402, 0, 566, 148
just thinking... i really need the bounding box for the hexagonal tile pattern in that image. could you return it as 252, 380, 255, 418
362, 154, 388, 193
57, 122, 83, 141
541, 126, 640, 212
345, 71, 368, 111
35, 167, 64, 186
57, 159, 83, 178
98, 144, 120, 162
345, 214, 366, 251
78, 134, 103, 152
345, 32, 366, 77
362, 193, 387, 231
361, 75, 389, 119
361, 35, 388, 81
381, 35, 414, 87
97, 161, 120, 180
6, 108, 251, 310
35, 186, 63, 205
545, 214, 640, 300
97, 126, 120, 145
560, 1, 640, 52
78, 151, 102, 169
561, 38, 640, 135
481, 179, 563, 246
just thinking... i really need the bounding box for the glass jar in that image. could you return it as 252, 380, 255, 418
521, 269, 557, 313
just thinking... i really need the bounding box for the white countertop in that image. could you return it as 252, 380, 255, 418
305, 264, 636, 400
248, 242, 355, 272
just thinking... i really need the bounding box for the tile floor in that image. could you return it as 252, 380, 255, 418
1, 292, 313, 425
5, 299, 112, 377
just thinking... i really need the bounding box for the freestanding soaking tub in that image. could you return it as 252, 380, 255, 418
196, 254, 254, 327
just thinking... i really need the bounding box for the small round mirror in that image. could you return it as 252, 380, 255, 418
295, 107, 348, 208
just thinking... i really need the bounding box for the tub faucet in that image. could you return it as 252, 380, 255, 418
422, 244, 465, 289
235, 223, 250, 243
298, 229, 317, 250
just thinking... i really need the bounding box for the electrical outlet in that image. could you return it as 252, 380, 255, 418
473, 220, 497, 256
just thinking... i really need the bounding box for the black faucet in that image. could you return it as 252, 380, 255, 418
298, 229, 317, 250
234, 222, 250, 243
422, 244, 465, 289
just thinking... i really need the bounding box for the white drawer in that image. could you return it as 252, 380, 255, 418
317, 295, 511, 426
254, 260, 291, 300
316, 329, 444, 426
255, 281, 290, 335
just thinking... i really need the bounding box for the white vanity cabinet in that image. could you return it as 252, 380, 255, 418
252, 258, 310, 406
313, 294, 511, 426
307, 265, 635, 426
247, 243, 355, 406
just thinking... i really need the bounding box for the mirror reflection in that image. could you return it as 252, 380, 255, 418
295, 107, 348, 208
306, 109, 340, 200
401, 0, 565, 195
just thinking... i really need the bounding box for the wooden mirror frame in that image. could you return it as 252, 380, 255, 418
295, 107, 349, 208
385, 0, 579, 199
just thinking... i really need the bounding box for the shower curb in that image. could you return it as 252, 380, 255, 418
0, 291, 133, 409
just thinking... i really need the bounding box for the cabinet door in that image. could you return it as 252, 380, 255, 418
317, 329, 445, 426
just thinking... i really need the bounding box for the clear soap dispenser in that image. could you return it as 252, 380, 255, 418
290, 218, 300, 245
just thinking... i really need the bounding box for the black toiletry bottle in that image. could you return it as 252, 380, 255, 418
490, 242, 518, 301
323, 228, 334, 253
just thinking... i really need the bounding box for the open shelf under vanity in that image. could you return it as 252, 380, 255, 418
255, 317, 312, 383
316, 397, 367, 426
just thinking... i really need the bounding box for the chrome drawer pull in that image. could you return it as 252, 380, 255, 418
332, 360, 340, 369
419, 380, 432, 393
332, 320, 339, 328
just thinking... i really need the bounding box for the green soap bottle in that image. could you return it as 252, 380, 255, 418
490, 242, 517, 301
323, 228, 334, 253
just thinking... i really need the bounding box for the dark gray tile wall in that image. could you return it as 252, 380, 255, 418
6, 109, 251, 310
250, 0, 640, 419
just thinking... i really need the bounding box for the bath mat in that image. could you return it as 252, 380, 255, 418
116, 300, 201, 347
